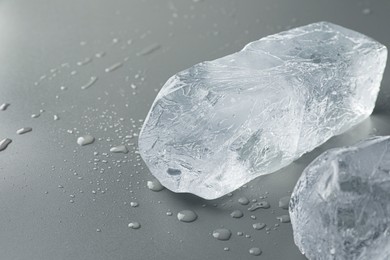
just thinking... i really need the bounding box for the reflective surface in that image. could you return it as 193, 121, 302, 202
0, 1, 389, 259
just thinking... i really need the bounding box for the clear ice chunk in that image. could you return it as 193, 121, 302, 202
138, 22, 387, 199
290, 136, 390, 260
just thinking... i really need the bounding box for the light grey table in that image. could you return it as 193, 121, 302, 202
0, 0, 389, 259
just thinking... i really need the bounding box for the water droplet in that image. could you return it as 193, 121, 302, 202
230, 210, 244, 218
95, 52, 106, 58
0, 103, 10, 111
77, 57, 92, 66
166, 211, 173, 216
136, 43, 161, 56
77, 135, 95, 146
110, 145, 128, 154
212, 228, 232, 241
147, 179, 164, 191
53, 115, 59, 121
31, 113, 40, 118
249, 247, 262, 256
16, 127, 32, 135
238, 197, 250, 205
105, 62, 123, 73
130, 201, 139, 207
362, 8, 371, 15
128, 222, 141, 229
248, 201, 270, 211
278, 196, 290, 210
177, 210, 198, 223
223, 247, 230, 251
0, 138, 12, 151
252, 223, 266, 230
81, 76, 98, 90
276, 215, 290, 223
96, 228, 101, 232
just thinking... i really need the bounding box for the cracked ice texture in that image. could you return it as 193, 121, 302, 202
290, 136, 390, 260
138, 22, 387, 199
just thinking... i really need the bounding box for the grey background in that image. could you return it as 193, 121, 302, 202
0, 0, 389, 259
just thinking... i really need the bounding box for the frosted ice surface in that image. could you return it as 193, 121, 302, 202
290, 136, 390, 260
139, 22, 387, 199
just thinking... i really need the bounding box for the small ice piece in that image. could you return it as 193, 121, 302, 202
77, 135, 95, 146
0, 103, 10, 111
248, 201, 270, 211
290, 136, 390, 260
16, 127, 32, 135
110, 145, 128, 154
0, 138, 12, 151
138, 22, 388, 199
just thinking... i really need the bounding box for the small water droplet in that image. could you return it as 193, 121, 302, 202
31, 113, 41, 118
278, 196, 290, 210
0, 138, 12, 151
252, 223, 266, 230
16, 127, 32, 135
230, 210, 244, 218
77, 135, 95, 146
136, 43, 161, 56
105, 62, 123, 73
53, 115, 59, 121
276, 215, 290, 223
81, 76, 98, 90
147, 179, 164, 191
177, 210, 198, 223
110, 145, 128, 154
223, 247, 230, 251
238, 197, 250, 205
77, 57, 92, 66
128, 222, 141, 229
248, 201, 270, 211
362, 8, 371, 15
212, 228, 232, 241
95, 52, 106, 58
96, 228, 101, 232
249, 247, 262, 256
0, 103, 10, 111
130, 201, 139, 207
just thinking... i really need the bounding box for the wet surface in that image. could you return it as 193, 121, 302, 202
0, 0, 389, 259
